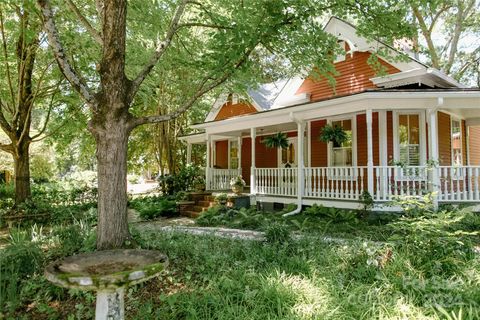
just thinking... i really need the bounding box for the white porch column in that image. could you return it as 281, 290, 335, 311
206, 135, 211, 190
307, 121, 311, 167
250, 128, 256, 194
428, 109, 440, 207
237, 136, 242, 174
186, 143, 192, 165
297, 121, 306, 203
378, 111, 388, 166
366, 109, 374, 196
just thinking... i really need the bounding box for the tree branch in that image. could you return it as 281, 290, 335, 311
0, 8, 17, 112
65, 0, 102, 45
129, 47, 254, 129
127, 0, 189, 104
30, 81, 61, 141
37, 0, 97, 109
0, 141, 14, 154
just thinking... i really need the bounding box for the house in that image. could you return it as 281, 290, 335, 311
180, 17, 480, 211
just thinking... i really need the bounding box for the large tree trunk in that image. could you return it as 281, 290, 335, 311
94, 119, 131, 250
14, 142, 31, 205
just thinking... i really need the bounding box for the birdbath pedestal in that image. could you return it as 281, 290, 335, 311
45, 249, 168, 320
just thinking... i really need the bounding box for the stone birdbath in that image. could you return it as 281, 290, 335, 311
45, 249, 168, 320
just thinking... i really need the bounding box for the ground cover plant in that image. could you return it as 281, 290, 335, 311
1, 207, 478, 319
128, 196, 177, 220
195, 204, 398, 241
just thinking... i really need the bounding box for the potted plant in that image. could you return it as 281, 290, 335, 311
193, 175, 206, 192
215, 193, 228, 205
230, 175, 246, 194
262, 132, 289, 149
319, 124, 348, 145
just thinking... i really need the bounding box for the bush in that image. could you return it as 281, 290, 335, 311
130, 196, 177, 220
304, 204, 358, 223
157, 164, 203, 195
264, 223, 291, 244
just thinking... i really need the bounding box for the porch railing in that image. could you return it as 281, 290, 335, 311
373, 166, 430, 202
211, 165, 480, 203
255, 168, 297, 196
304, 167, 367, 200
208, 168, 241, 190
438, 166, 480, 202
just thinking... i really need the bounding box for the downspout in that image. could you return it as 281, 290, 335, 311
283, 112, 305, 217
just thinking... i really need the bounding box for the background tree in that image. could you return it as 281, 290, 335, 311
408, 0, 480, 84
37, 0, 413, 249
0, 1, 62, 205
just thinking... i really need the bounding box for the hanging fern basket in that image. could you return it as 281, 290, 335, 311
262, 132, 289, 149
319, 124, 348, 145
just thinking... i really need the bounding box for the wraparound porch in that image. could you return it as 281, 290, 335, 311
182, 91, 480, 210
208, 165, 480, 205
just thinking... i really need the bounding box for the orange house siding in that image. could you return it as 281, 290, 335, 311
214, 101, 257, 121
438, 112, 452, 166
386, 111, 394, 163
295, 52, 400, 102
215, 140, 229, 169
462, 120, 467, 165
469, 126, 480, 165
310, 120, 328, 167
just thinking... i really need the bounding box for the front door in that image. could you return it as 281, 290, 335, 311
278, 137, 297, 168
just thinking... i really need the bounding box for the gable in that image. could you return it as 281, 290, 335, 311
214, 100, 257, 121
295, 51, 400, 102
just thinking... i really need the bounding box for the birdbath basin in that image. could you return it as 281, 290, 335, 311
45, 249, 168, 320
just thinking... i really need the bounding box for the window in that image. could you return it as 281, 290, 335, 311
398, 114, 420, 166
229, 140, 239, 169
451, 119, 462, 166
331, 119, 353, 167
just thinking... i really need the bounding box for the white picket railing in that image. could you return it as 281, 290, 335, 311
373, 166, 430, 201
255, 168, 297, 196
208, 168, 241, 190
438, 166, 480, 202
210, 165, 480, 203
304, 167, 367, 200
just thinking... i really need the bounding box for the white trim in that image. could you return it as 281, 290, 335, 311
194, 91, 480, 134
307, 121, 312, 167
393, 110, 427, 165
371, 68, 465, 89
379, 110, 388, 166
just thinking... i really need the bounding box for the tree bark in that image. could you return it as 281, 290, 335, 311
94, 118, 131, 250
13, 141, 31, 205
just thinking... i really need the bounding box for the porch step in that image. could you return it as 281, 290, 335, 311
197, 200, 213, 207
193, 205, 209, 212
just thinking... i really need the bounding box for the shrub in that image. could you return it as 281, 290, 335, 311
130, 196, 177, 220
157, 164, 203, 195
264, 223, 291, 244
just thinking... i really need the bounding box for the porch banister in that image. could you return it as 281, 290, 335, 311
250, 128, 256, 195
428, 109, 440, 207
206, 134, 211, 190
366, 109, 374, 196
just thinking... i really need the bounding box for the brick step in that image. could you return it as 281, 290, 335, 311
193, 205, 210, 212
181, 210, 202, 218
204, 195, 216, 202
197, 200, 212, 207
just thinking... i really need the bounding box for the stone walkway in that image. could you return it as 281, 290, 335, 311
133, 222, 354, 244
